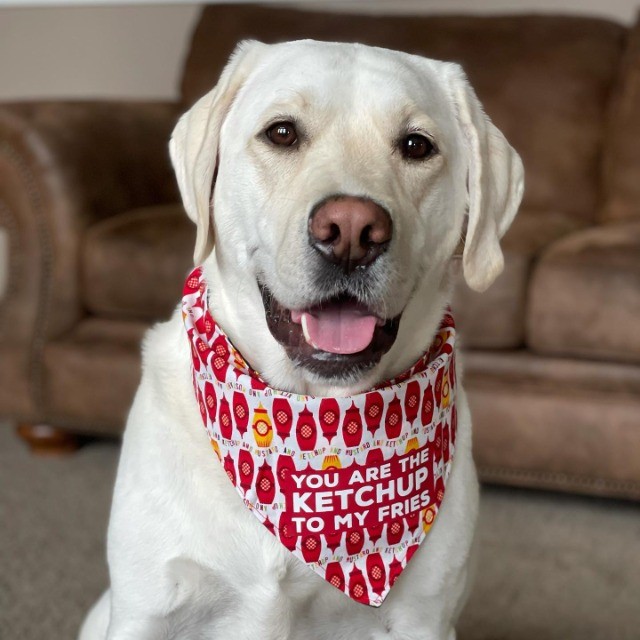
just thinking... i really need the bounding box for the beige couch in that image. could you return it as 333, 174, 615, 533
1, 4, 639, 499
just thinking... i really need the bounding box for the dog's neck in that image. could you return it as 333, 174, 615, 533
201, 254, 455, 397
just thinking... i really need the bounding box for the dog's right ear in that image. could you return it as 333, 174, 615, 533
170, 40, 267, 265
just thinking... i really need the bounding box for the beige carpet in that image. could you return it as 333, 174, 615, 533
1, 423, 639, 640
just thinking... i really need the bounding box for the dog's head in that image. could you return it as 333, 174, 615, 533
170, 40, 523, 393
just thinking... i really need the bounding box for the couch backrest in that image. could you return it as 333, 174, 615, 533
181, 4, 625, 223
603, 14, 640, 222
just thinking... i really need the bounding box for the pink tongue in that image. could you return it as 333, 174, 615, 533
292, 304, 378, 354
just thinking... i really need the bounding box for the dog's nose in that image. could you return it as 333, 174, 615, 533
309, 196, 392, 271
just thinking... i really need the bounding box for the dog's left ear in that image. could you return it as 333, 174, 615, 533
170, 40, 267, 265
448, 65, 524, 292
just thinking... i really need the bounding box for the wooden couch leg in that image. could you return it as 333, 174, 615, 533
16, 423, 80, 455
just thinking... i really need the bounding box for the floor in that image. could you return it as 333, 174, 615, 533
1, 424, 639, 640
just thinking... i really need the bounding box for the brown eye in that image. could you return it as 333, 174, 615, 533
401, 134, 435, 160
266, 121, 298, 147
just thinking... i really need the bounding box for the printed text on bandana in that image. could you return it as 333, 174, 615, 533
286, 443, 433, 534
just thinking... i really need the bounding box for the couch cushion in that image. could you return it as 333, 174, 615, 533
42, 318, 148, 434
464, 350, 640, 500
183, 5, 625, 223
82, 204, 195, 321
452, 209, 582, 348
528, 222, 640, 362
603, 15, 640, 222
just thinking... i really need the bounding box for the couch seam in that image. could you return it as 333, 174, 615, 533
478, 465, 640, 498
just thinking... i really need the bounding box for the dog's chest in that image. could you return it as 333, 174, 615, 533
168, 467, 441, 640
170, 541, 425, 640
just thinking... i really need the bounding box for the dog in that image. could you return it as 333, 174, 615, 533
79, 39, 523, 640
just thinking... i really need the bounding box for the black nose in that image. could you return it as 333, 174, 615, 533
308, 196, 392, 272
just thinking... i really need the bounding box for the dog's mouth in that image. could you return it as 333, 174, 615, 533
259, 283, 401, 379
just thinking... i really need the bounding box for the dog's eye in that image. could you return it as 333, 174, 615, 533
266, 121, 298, 147
401, 134, 436, 160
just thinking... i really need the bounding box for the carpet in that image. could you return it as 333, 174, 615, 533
1, 423, 639, 640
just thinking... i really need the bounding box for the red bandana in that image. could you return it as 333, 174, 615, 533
183, 268, 457, 607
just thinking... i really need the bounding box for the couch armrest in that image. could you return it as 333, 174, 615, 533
0, 101, 180, 417
0, 100, 180, 342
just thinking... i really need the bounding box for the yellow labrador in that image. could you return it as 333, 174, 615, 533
80, 40, 523, 640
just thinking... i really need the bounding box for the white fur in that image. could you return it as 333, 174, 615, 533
79, 40, 523, 640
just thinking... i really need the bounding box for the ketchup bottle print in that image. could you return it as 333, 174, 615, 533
318, 398, 340, 442
232, 391, 249, 435
203, 313, 214, 339
296, 406, 317, 451
348, 566, 370, 605
190, 341, 202, 371
389, 556, 403, 587
204, 381, 217, 421
256, 461, 276, 505
218, 396, 233, 440
364, 391, 384, 436
211, 335, 229, 382
272, 397, 293, 441
278, 511, 299, 552
421, 383, 434, 426
251, 376, 267, 391
403, 380, 420, 424
346, 527, 365, 556
366, 553, 387, 596
276, 455, 296, 493
368, 520, 384, 545
405, 510, 420, 534
386, 517, 404, 546
223, 453, 236, 485
435, 474, 445, 504
325, 528, 343, 553
185, 272, 199, 292
237, 449, 254, 490
325, 562, 346, 592
365, 448, 384, 467
301, 533, 322, 563
341, 402, 363, 448
198, 396, 206, 424
384, 395, 403, 440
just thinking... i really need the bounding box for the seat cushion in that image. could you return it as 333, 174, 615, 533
42, 318, 149, 434
184, 6, 625, 223
464, 350, 640, 500
528, 222, 640, 362
82, 204, 195, 321
452, 209, 582, 348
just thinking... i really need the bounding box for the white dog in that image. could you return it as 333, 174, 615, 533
80, 39, 523, 640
